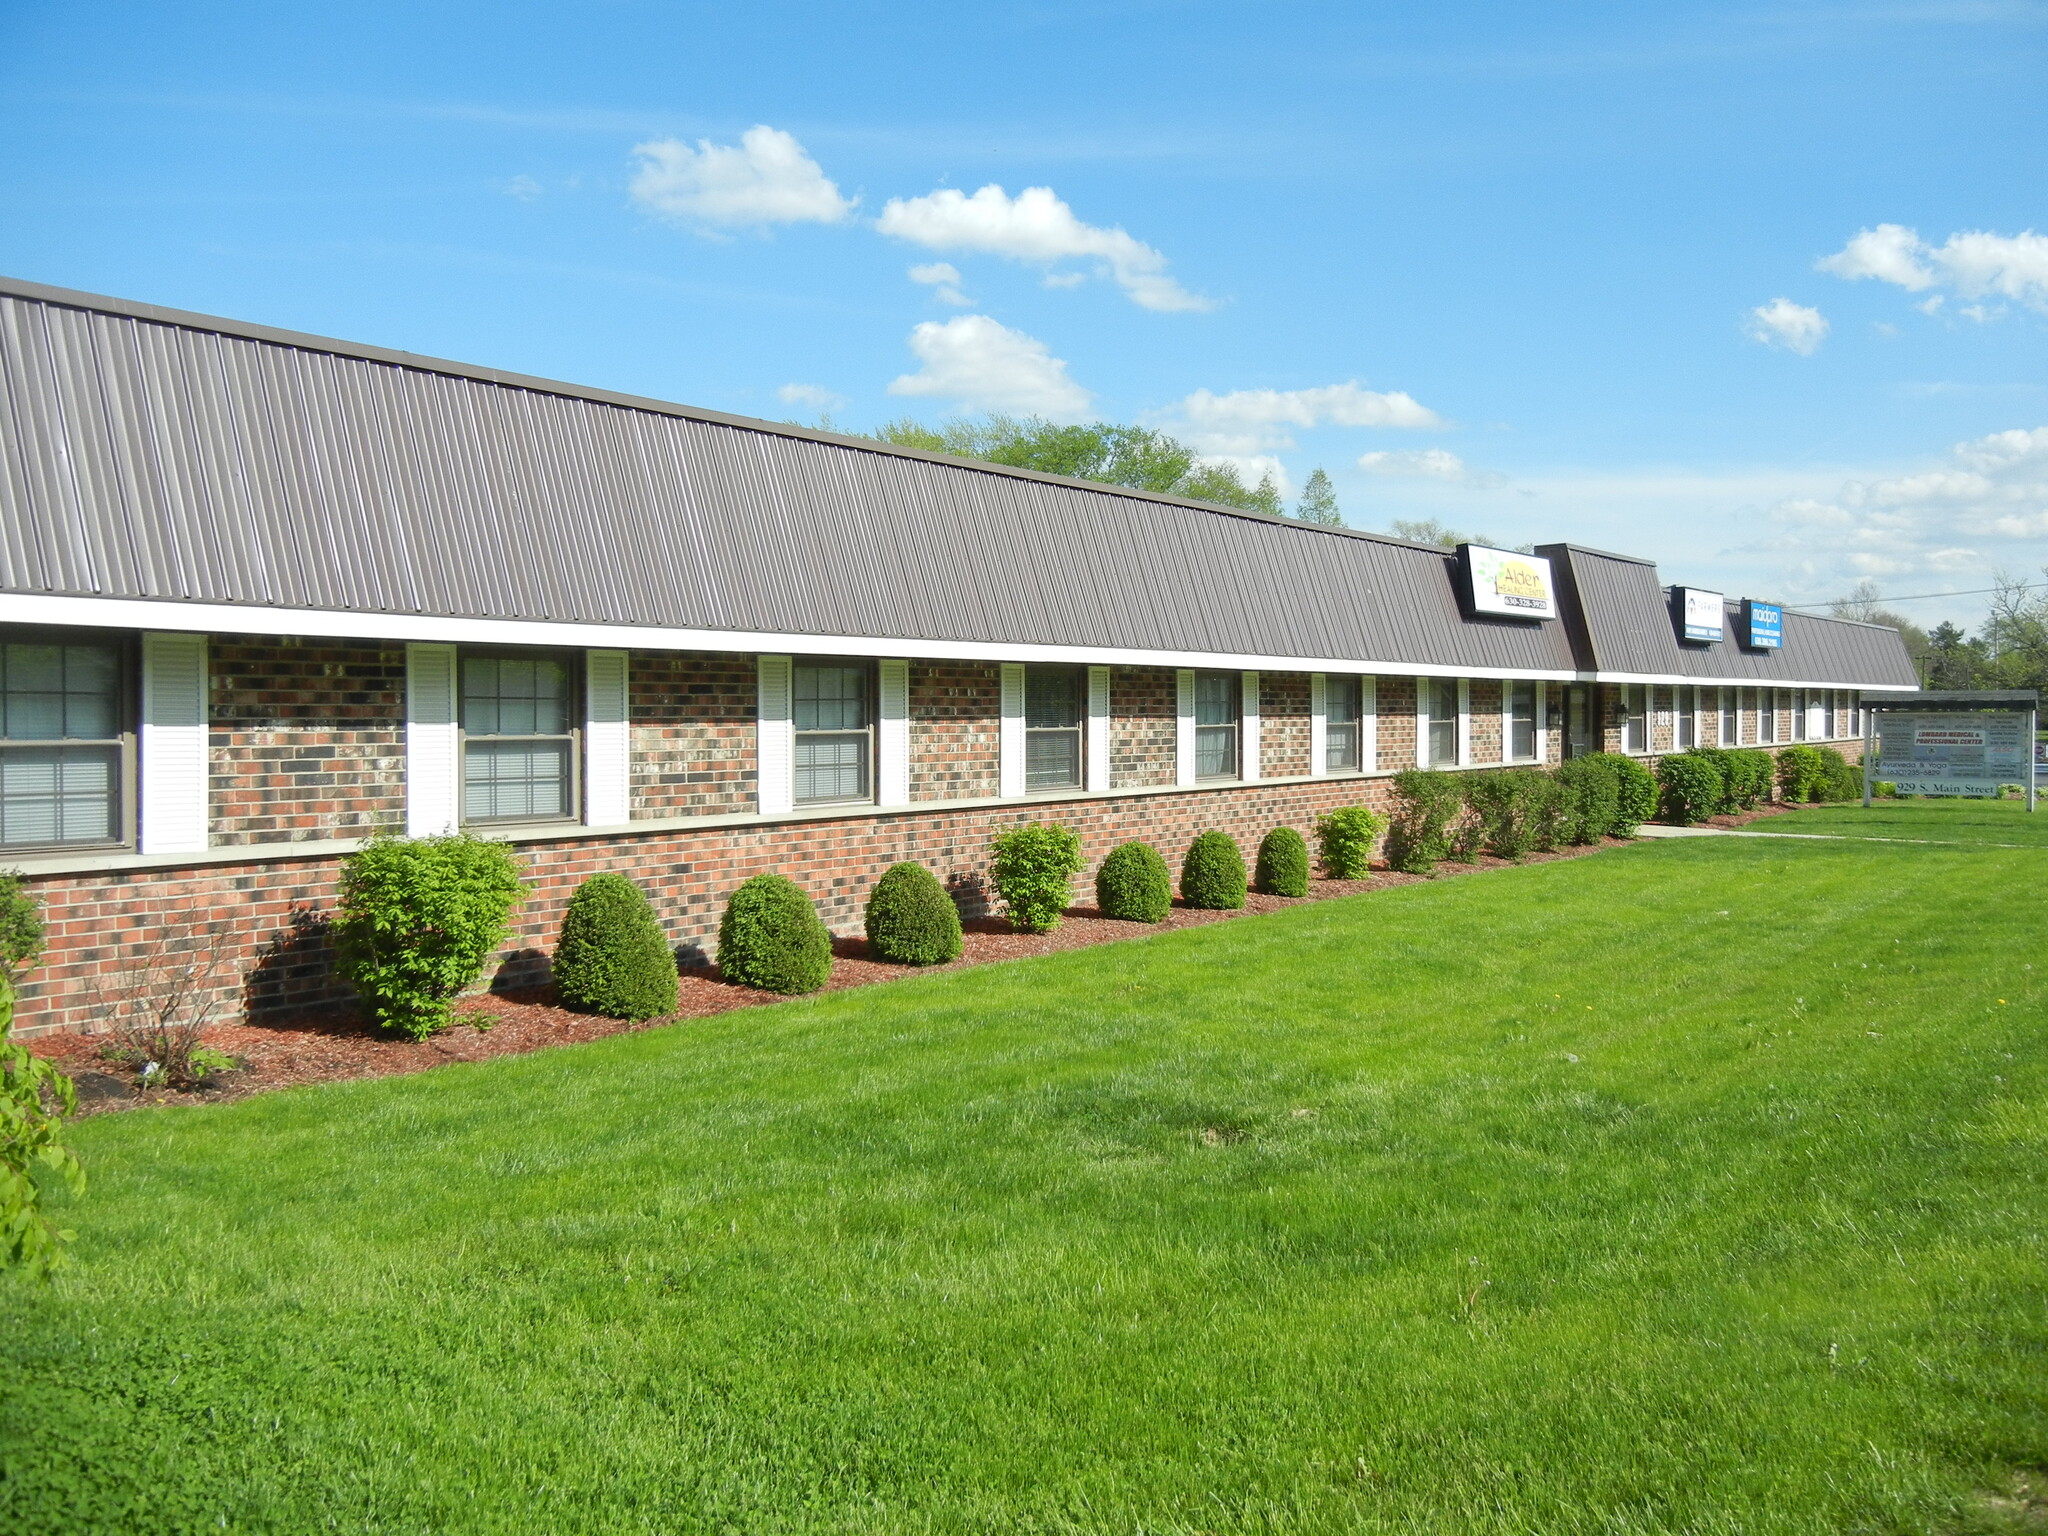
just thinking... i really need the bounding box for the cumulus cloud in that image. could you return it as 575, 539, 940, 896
907, 262, 970, 306
1157, 382, 1442, 456
876, 184, 1210, 312
1747, 297, 1829, 355
887, 315, 1092, 420
629, 126, 853, 229
500, 174, 543, 202
776, 382, 848, 413
1818, 224, 2048, 314
1357, 448, 1505, 488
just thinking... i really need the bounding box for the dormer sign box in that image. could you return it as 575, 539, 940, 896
1458, 545, 1557, 620
1742, 600, 1784, 650
1674, 586, 1725, 644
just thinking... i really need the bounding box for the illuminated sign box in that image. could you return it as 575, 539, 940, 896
1458, 545, 1557, 621
1742, 599, 1784, 650
1674, 586, 1725, 643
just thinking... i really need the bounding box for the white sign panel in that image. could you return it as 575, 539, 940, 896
1678, 587, 1725, 643
1462, 546, 1557, 619
1876, 711, 2030, 797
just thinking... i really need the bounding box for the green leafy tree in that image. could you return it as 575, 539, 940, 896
0, 875, 83, 1279
1830, 581, 1934, 684
1293, 468, 1342, 526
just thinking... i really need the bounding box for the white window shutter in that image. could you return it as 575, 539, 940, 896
139, 631, 209, 855
757, 655, 793, 815
1309, 673, 1328, 777
999, 662, 1026, 798
1456, 679, 1472, 767
1086, 665, 1111, 792
583, 649, 630, 828
878, 658, 911, 807
1240, 670, 1262, 782
1362, 676, 1378, 772
1175, 669, 1196, 786
405, 642, 460, 837
1535, 680, 1549, 763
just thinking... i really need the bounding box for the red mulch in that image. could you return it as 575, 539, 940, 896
33, 838, 1633, 1114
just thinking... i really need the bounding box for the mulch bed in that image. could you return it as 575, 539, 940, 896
34, 836, 1645, 1114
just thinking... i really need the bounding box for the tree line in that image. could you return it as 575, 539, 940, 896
1831, 575, 2048, 693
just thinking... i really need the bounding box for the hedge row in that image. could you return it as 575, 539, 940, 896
1382, 753, 1656, 875
1651, 744, 1856, 825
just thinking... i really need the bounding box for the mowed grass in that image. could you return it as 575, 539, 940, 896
1781, 794, 2048, 847
5, 823, 2047, 1534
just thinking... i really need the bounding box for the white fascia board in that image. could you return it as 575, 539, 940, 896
2, 594, 1578, 683
1580, 669, 1917, 692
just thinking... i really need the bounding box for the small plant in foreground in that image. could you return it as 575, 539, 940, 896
553, 872, 679, 1020
864, 862, 963, 966
1181, 831, 1247, 910
718, 874, 832, 993
1095, 842, 1172, 923
1385, 770, 1465, 873
1253, 827, 1310, 897
335, 834, 526, 1040
88, 922, 241, 1088
1657, 751, 1727, 826
0, 875, 81, 1279
1315, 806, 1384, 878
989, 823, 1085, 933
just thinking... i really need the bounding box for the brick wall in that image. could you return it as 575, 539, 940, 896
1112, 665, 1177, 787
630, 650, 756, 818
1261, 671, 1312, 778
1468, 680, 1504, 764
911, 661, 1000, 800
1375, 675, 1418, 770
208, 638, 406, 845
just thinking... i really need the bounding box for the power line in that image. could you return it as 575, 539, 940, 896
1785, 580, 2048, 613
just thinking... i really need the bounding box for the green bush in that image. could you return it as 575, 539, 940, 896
1552, 758, 1619, 845
1385, 770, 1465, 873
717, 873, 832, 993
0, 873, 41, 986
552, 873, 678, 1020
989, 823, 1085, 933
1690, 747, 1739, 814
1874, 779, 1897, 798
1466, 769, 1551, 859
1814, 747, 1861, 803
1095, 841, 1172, 922
335, 835, 525, 1040
1609, 754, 1658, 833
1657, 751, 1727, 826
1314, 806, 1384, 878
1776, 744, 1828, 803
1722, 749, 1774, 810
1180, 831, 1248, 910
864, 862, 963, 966
1253, 827, 1311, 897
0, 877, 80, 1280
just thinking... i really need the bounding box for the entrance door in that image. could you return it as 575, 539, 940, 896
1564, 685, 1592, 758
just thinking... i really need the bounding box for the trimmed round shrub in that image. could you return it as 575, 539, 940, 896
863, 862, 962, 966
989, 822, 1085, 933
1095, 841, 1171, 923
335, 834, 525, 1040
717, 873, 832, 994
1315, 805, 1383, 878
553, 872, 679, 1020
1180, 831, 1247, 910
1253, 827, 1310, 897
1384, 769, 1465, 873
1657, 750, 1727, 826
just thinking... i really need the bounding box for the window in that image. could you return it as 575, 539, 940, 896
1024, 665, 1084, 792
0, 638, 127, 849
1194, 670, 1240, 779
1675, 685, 1696, 749
1507, 680, 1538, 762
1718, 687, 1737, 746
1421, 677, 1459, 767
1791, 689, 1807, 741
1812, 691, 1831, 740
793, 660, 873, 805
1758, 689, 1777, 744
1620, 684, 1648, 753
461, 651, 577, 823
1325, 675, 1363, 772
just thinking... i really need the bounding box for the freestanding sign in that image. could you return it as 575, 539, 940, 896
1742, 600, 1783, 649
1458, 545, 1557, 620
1674, 587, 1725, 643
1874, 711, 2031, 798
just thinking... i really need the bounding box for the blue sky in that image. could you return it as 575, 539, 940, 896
3, 1, 2044, 630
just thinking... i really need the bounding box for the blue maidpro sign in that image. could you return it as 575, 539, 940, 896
1743, 600, 1784, 650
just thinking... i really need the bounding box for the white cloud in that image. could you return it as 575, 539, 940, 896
876, 184, 1210, 312
886, 315, 1092, 420
1818, 224, 2048, 314
1356, 448, 1504, 488
500, 174, 542, 202
629, 126, 853, 229
1747, 297, 1829, 355
1197, 453, 1291, 498
776, 382, 848, 414
1158, 382, 1442, 455
907, 262, 970, 306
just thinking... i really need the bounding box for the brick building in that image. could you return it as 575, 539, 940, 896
0, 277, 1919, 1036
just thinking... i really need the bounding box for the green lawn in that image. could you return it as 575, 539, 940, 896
5, 822, 2046, 1534
1777, 795, 2048, 847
